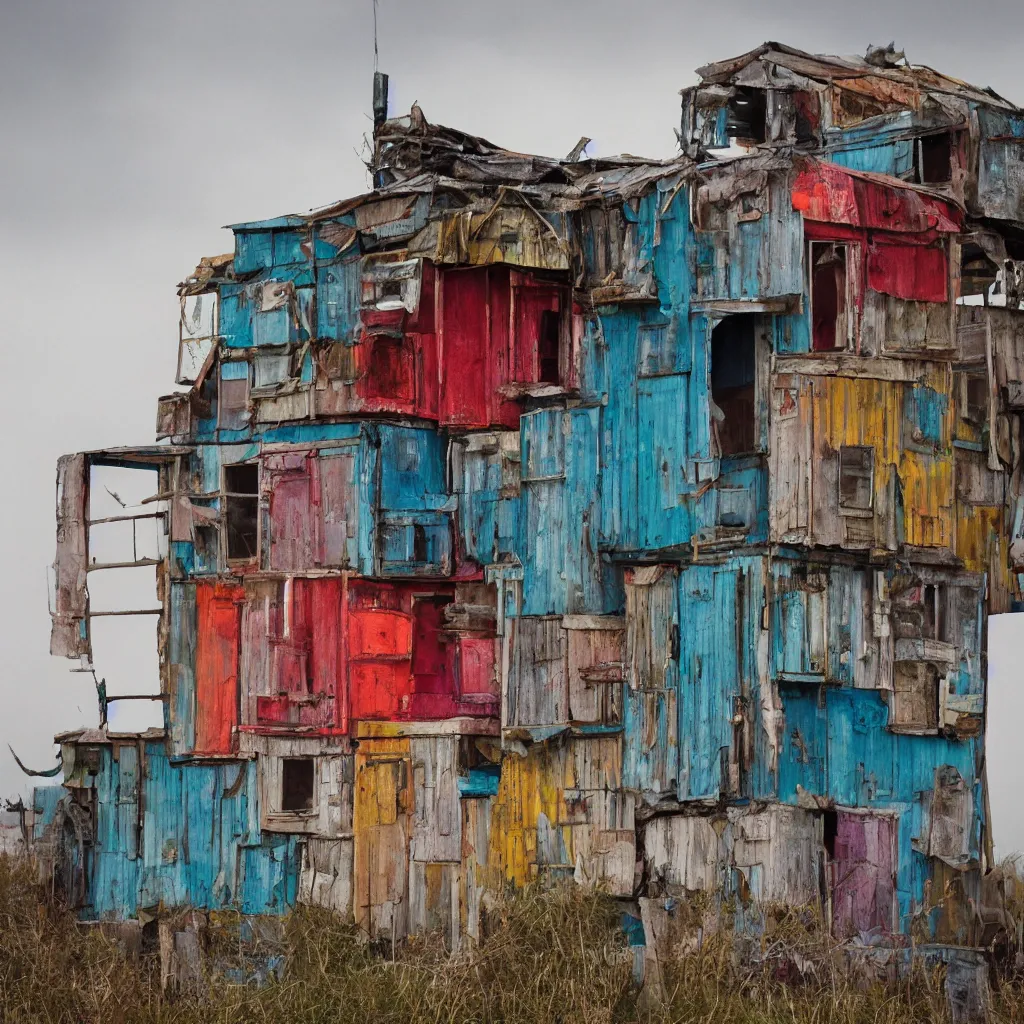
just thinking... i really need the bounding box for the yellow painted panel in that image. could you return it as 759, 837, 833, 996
487, 745, 571, 886
901, 451, 953, 548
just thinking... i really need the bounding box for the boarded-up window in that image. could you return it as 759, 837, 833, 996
224, 464, 259, 561
218, 362, 250, 431
266, 453, 315, 572
810, 242, 851, 352
638, 321, 686, 377
320, 452, 358, 568
508, 616, 567, 727
893, 661, 940, 730
839, 446, 873, 513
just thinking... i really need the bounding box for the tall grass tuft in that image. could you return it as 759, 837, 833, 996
2, 853, 1023, 1023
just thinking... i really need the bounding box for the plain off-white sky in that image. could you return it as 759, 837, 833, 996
2, 0, 1023, 854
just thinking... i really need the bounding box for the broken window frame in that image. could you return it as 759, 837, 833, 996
914, 131, 954, 187
838, 445, 874, 517
961, 373, 989, 426
177, 291, 218, 386
222, 462, 260, 564
808, 241, 857, 352
725, 86, 768, 145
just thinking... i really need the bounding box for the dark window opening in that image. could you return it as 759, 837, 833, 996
538, 309, 561, 384
811, 243, 849, 351
839, 446, 874, 512
964, 375, 988, 424
281, 758, 315, 812
922, 584, 946, 642
917, 133, 953, 185
726, 87, 767, 144
413, 524, 428, 563
224, 463, 259, 561
793, 90, 820, 145
710, 314, 756, 456
822, 809, 839, 859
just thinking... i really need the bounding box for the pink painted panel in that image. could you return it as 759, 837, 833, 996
832, 812, 895, 939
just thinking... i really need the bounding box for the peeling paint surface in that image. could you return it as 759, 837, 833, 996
35, 44, 1024, 953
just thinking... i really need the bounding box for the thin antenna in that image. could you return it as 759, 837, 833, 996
373, 0, 379, 72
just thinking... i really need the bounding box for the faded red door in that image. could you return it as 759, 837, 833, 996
195, 582, 242, 754
831, 812, 896, 939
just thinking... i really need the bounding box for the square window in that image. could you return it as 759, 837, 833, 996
964, 375, 988, 425
839, 446, 874, 513
281, 758, 315, 812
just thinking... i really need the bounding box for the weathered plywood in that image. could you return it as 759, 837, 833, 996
298, 838, 353, 916
353, 738, 411, 940
565, 617, 625, 725
623, 568, 679, 799
410, 736, 461, 863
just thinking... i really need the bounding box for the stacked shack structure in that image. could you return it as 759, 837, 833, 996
38, 43, 1024, 951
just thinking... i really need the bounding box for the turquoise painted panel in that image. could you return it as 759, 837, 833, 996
826, 688, 895, 807
777, 684, 827, 802
379, 425, 448, 512
903, 385, 948, 449
317, 256, 362, 342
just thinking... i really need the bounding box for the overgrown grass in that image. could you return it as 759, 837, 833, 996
2, 853, 1022, 1023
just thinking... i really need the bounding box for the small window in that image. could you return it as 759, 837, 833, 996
396, 436, 420, 473
963, 375, 988, 425
922, 583, 946, 642
413, 523, 428, 563
538, 309, 561, 384
218, 363, 250, 431
224, 463, 259, 561
710, 314, 757, 456
281, 758, 315, 812
839, 446, 874, 513
916, 133, 953, 185
810, 242, 851, 352
726, 87, 767, 144
892, 662, 939, 731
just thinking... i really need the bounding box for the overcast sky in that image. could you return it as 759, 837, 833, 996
3, 0, 1024, 854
